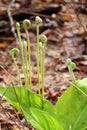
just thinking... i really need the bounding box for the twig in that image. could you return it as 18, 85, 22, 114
0, 103, 21, 129
7, 0, 17, 41
0, 85, 26, 130
0, 65, 25, 130
0, 65, 18, 84
69, 3, 87, 34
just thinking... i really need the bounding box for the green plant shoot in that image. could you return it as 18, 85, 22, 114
67, 58, 76, 83
10, 48, 22, 85
35, 16, 42, 94
16, 22, 29, 88
23, 19, 32, 90
39, 34, 47, 97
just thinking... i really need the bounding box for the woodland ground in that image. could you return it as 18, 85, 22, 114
0, 0, 87, 129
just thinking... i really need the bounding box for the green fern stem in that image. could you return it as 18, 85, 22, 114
68, 65, 76, 83
41, 47, 45, 98
16, 28, 28, 88
36, 25, 41, 95
25, 30, 32, 90
12, 55, 22, 86
23, 41, 30, 89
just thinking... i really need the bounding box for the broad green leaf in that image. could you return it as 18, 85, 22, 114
0, 86, 58, 129
21, 107, 43, 130
56, 78, 87, 130
0, 86, 55, 114
0, 86, 21, 111
22, 107, 64, 130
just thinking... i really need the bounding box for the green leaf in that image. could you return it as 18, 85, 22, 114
0, 86, 59, 129
0, 86, 21, 111
21, 107, 43, 130
22, 107, 63, 130
56, 78, 87, 130
0, 86, 54, 113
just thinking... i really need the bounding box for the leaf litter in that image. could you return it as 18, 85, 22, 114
0, 0, 87, 129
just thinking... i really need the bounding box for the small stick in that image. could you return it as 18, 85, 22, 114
7, 0, 17, 41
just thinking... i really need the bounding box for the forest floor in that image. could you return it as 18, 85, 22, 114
0, 0, 87, 129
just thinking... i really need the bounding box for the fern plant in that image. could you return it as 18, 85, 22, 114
0, 16, 87, 130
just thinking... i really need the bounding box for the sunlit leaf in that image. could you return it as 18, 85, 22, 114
56, 78, 87, 130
